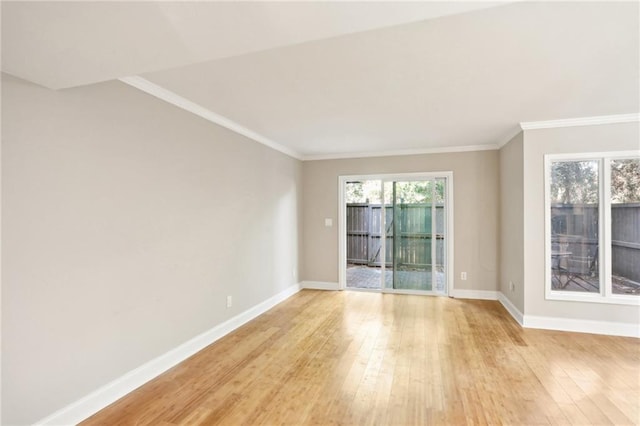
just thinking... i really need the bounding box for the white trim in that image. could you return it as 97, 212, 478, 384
603, 157, 613, 298
496, 127, 523, 149
303, 144, 498, 161
118, 76, 303, 161
542, 151, 640, 161
381, 288, 447, 297
119, 77, 503, 163
450, 289, 498, 300
344, 287, 382, 293
523, 315, 640, 338
338, 177, 347, 290
340, 172, 455, 181
520, 113, 640, 130
496, 293, 637, 337
544, 291, 640, 306
498, 292, 524, 326
116, 79, 638, 162
33, 283, 301, 426
446, 175, 454, 297
380, 179, 387, 288
543, 154, 553, 302
301, 281, 340, 291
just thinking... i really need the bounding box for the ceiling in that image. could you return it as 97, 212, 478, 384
3, 1, 639, 160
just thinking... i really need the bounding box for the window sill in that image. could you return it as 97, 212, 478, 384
546, 291, 640, 306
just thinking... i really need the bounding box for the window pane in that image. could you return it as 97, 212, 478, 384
346, 180, 382, 204
611, 158, 640, 295
550, 160, 599, 292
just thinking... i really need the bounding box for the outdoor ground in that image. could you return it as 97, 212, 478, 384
346, 264, 444, 291
544, 271, 639, 294
348, 264, 640, 295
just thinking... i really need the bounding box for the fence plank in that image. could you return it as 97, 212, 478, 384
347, 203, 444, 268
551, 204, 639, 283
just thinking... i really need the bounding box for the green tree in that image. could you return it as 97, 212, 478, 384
345, 181, 364, 203
550, 161, 598, 204
347, 180, 446, 204
611, 159, 640, 203
346, 180, 382, 203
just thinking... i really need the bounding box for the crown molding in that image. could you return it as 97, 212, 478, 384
520, 113, 640, 130
117, 76, 499, 162
121, 76, 638, 162
118, 76, 303, 161
302, 143, 499, 161
496, 127, 523, 149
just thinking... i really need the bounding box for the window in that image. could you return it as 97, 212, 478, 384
545, 152, 640, 305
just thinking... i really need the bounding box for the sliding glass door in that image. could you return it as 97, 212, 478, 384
342, 173, 451, 295
389, 179, 447, 293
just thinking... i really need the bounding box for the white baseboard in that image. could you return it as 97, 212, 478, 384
34, 283, 302, 426
301, 281, 340, 291
450, 289, 498, 300
523, 315, 639, 338
497, 292, 524, 325
496, 292, 637, 337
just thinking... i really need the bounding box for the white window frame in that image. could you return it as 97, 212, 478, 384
544, 151, 640, 305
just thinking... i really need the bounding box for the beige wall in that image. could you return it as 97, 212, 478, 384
499, 132, 525, 313
1, 74, 303, 425
302, 150, 500, 292
523, 122, 640, 323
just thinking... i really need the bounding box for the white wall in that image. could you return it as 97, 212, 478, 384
302, 150, 500, 292
522, 122, 640, 324
1, 74, 303, 425
499, 131, 525, 313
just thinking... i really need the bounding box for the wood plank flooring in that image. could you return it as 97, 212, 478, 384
81, 290, 640, 425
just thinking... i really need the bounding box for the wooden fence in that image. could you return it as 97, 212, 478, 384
551, 203, 640, 283
346, 203, 444, 268
350, 203, 638, 281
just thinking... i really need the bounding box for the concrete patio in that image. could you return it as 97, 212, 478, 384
346, 264, 445, 291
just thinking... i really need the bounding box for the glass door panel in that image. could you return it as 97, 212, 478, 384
392, 180, 434, 291
345, 180, 384, 289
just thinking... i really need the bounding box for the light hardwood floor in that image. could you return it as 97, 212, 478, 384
82, 290, 640, 425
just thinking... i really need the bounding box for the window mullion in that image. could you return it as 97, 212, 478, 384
602, 157, 612, 298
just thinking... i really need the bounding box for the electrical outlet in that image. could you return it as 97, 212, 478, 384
226, 295, 232, 308
461, 272, 467, 281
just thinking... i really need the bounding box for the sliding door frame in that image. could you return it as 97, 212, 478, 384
338, 171, 454, 295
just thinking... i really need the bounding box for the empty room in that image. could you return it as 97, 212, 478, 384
2, 1, 639, 425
